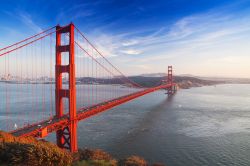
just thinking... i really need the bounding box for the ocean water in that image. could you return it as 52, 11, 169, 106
1, 83, 250, 165
76, 84, 250, 165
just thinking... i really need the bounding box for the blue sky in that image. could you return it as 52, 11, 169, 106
1, 0, 250, 77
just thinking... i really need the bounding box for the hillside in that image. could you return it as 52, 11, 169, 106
0, 131, 164, 166
129, 76, 224, 88
76, 76, 224, 89
0, 131, 72, 165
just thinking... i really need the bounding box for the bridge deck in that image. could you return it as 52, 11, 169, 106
11, 83, 175, 138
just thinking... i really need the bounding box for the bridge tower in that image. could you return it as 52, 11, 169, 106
167, 66, 173, 95
55, 23, 78, 152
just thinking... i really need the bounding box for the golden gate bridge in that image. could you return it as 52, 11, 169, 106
0, 23, 176, 152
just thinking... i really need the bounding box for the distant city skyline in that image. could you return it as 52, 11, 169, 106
1, 0, 250, 78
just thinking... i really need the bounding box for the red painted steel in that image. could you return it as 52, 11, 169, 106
1, 22, 177, 153
11, 83, 175, 138
55, 23, 77, 152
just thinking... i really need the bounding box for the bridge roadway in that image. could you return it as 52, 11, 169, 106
11, 83, 174, 138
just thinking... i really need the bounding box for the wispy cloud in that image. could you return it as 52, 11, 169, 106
57, 9, 94, 23
56, 3, 97, 23
122, 40, 138, 46
3, 10, 43, 33
18, 12, 43, 33
120, 49, 142, 55
85, 6, 250, 77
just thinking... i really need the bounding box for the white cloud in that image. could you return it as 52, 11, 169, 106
120, 49, 142, 55
122, 40, 138, 46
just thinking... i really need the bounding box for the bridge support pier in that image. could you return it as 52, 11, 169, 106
55, 23, 78, 152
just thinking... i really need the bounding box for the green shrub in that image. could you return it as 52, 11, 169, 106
0, 131, 72, 166
119, 156, 147, 166
78, 149, 113, 161
74, 148, 117, 166
74, 160, 117, 166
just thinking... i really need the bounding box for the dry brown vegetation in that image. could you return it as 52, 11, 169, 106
118, 155, 147, 166
0, 131, 72, 166
0, 131, 165, 166
77, 148, 114, 161
74, 148, 117, 166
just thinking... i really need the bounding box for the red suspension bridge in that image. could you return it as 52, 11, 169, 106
0, 23, 176, 152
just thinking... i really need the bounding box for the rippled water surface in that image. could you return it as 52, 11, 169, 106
76, 84, 250, 165
1, 83, 250, 165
